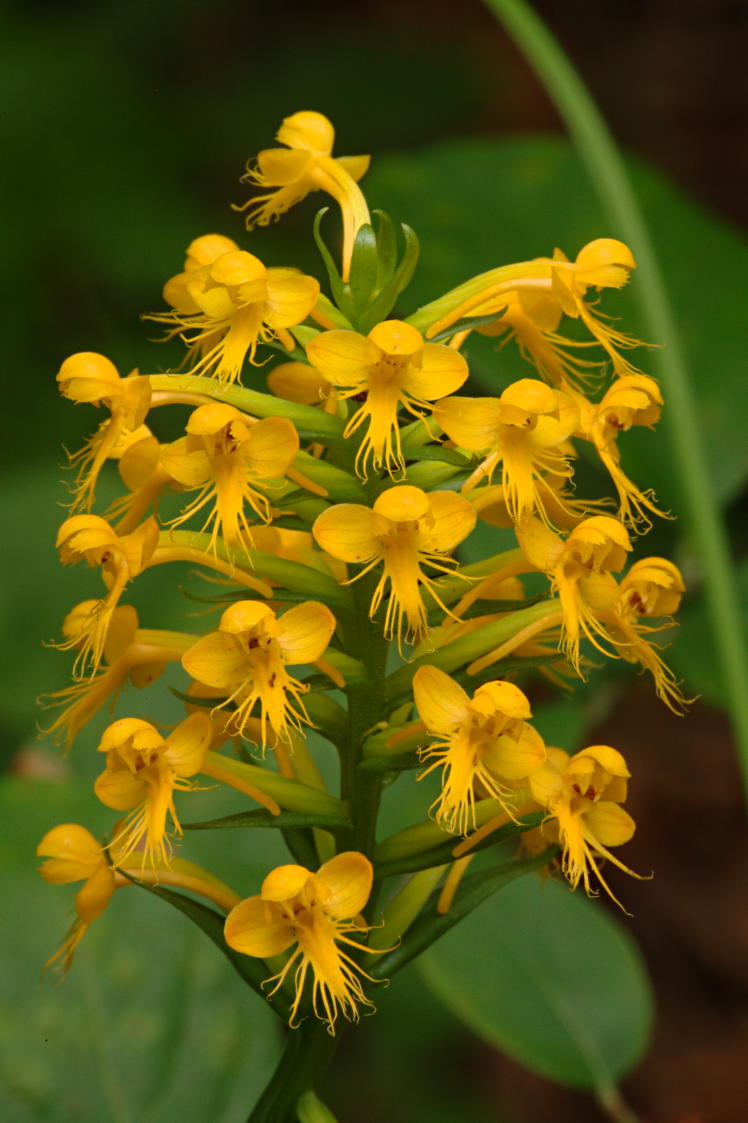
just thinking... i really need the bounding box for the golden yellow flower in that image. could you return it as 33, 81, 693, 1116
414, 666, 546, 836
37, 823, 118, 973
434, 378, 578, 524
236, 111, 370, 281
224, 851, 376, 1032
421, 239, 642, 382
528, 744, 639, 907
57, 352, 151, 511
312, 486, 476, 647
161, 403, 299, 550
149, 234, 319, 384
516, 514, 632, 669
55, 515, 159, 676
307, 320, 468, 477
181, 599, 336, 746
94, 713, 213, 868
573, 374, 668, 529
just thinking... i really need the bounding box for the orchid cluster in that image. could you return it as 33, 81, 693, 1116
39, 111, 685, 1109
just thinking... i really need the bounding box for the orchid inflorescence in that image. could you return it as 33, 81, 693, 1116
39, 111, 686, 1045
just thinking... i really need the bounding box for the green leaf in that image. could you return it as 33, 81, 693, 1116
184, 808, 352, 832
369, 849, 552, 980
419, 875, 654, 1090
125, 877, 285, 1012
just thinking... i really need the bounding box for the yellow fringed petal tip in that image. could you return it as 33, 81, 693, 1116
162, 404, 299, 550
413, 666, 546, 836
237, 111, 371, 282
224, 851, 376, 1032
308, 320, 468, 478
93, 712, 213, 869
434, 378, 578, 525
57, 352, 152, 512
313, 486, 476, 648
528, 743, 641, 909
149, 238, 319, 385
182, 599, 336, 747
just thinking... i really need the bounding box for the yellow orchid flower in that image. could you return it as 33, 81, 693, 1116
224, 851, 377, 1032
433, 378, 578, 524
161, 403, 300, 550
312, 485, 476, 648
181, 599, 337, 746
37, 823, 118, 973
596, 557, 687, 711
421, 239, 642, 381
57, 352, 151, 511
42, 603, 196, 749
94, 713, 213, 867
528, 744, 641, 908
235, 111, 371, 281
515, 514, 632, 669
573, 374, 668, 530
413, 666, 546, 836
149, 234, 320, 384
307, 320, 468, 478
55, 515, 159, 677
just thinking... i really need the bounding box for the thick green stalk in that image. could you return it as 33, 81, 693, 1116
247, 1022, 339, 1123
485, 0, 748, 795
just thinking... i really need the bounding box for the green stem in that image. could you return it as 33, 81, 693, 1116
342, 570, 390, 858
485, 0, 748, 795
248, 1022, 339, 1123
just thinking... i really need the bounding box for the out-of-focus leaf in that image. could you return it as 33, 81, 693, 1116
1, 777, 281, 1122
419, 875, 653, 1090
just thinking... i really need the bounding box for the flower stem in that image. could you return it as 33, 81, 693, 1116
247, 1022, 339, 1123
484, 0, 748, 795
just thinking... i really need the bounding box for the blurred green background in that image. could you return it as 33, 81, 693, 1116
3, 1, 747, 1120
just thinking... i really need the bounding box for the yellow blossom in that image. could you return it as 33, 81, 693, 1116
312, 486, 476, 647
181, 599, 336, 746
55, 515, 159, 676
37, 823, 118, 973
267, 360, 335, 408
413, 666, 546, 836
235, 111, 371, 281
224, 851, 376, 1032
470, 475, 608, 532
149, 234, 319, 384
516, 514, 632, 669
422, 239, 642, 381
573, 374, 668, 529
161, 403, 299, 550
433, 378, 578, 524
57, 352, 151, 511
594, 557, 687, 711
94, 713, 213, 868
307, 320, 468, 477
106, 432, 187, 534
528, 744, 640, 907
